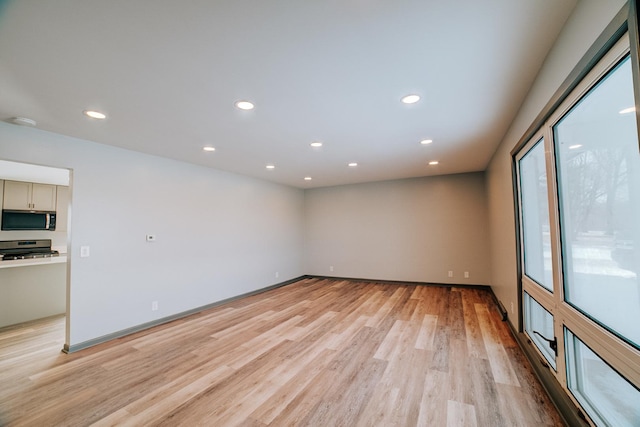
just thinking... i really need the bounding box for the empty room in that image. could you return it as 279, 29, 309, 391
0, 1, 638, 426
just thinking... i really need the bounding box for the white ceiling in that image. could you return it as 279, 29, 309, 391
0, 0, 577, 189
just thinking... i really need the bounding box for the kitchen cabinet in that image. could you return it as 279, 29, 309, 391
56, 185, 69, 232
3, 180, 57, 211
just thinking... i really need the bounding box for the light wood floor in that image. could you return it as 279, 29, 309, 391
0, 278, 564, 426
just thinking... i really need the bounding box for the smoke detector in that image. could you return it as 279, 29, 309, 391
11, 117, 37, 127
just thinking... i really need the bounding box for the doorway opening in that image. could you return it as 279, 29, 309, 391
0, 158, 72, 349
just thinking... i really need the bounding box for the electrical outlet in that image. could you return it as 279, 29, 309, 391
330, 266, 334, 272
152, 301, 158, 311
275, 271, 279, 278
80, 246, 90, 258
448, 270, 453, 278
464, 271, 469, 278
511, 302, 514, 314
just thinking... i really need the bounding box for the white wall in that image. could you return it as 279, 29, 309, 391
304, 173, 490, 285
486, 0, 627, 326
0, 122, 304, 346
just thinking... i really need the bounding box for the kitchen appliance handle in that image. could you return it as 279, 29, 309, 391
45, 213, 50, 229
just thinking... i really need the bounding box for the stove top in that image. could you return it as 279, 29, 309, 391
0, 239, 59, 261
1, 250, 60, 261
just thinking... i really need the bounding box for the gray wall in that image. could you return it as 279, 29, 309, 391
486, 0, 626, 325
0, 122, 305, 346
304, 173, 491, 285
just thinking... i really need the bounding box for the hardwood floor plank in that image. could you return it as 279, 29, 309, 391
467, 356, 507, 427
248, 348, 336, 424
294, 327, 388, 427
322, 314, 370, 351
92, 364, 236, 427
153, 340, 299, 426
430, 288, 451, 372
417, 368, 449, 426
228, 315, 304, 370
415, 314, 438, 350
504, 347, 564, 426
448, 290, 466, 341
374, 319, 405, 360
0, 278, 564, 426
446, 400, 478, 427
475, 303, 521, 387
462, 290, 489, 359
448, 338, 472, 404
380, 346, 430, 425
365, 286, 408, 328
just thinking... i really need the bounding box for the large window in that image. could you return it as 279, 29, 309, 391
515, 33, 640, 427
519, 139, 554, 291
554, 55, 640, 348
565, 329, 640, 427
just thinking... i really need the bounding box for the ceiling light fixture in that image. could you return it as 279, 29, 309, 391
84, 110, 106, 119
11, 117, 37, 127
619, 106, 635, 114
348, 162, 358, 167
235, 100, 255, 110
401, 94, 420, 104
569, 144, 582, 150
202, 146, 216, 152
429, 161, 439, 165
266, 164, 275, 170
304, 177, 312, 181
310, 142, 323, 148
420, 139, 433, 145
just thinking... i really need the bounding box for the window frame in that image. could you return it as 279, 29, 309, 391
546, 34, 640, 387
514, 30, 640, 426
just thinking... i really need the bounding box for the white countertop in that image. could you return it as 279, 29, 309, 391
0, 255, 67, 269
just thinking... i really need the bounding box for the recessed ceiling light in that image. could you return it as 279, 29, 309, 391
235, 100, 255, 110
619, 106, 635, 114
420, 139, 433, 145
202, 146, 216, 152
266, 164, 275, 170
569, 144, 582, 150
304, 177, 312, 181
348, 162, 358, 167
310, 142, 323, 148
401, 94, 420, 104
428, 161, 439, 165
84, 110, 106, 119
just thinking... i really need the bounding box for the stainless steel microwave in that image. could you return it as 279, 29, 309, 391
1, 210, 56, 231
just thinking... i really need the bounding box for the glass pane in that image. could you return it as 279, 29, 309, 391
565, 329, 640, 427
554, 55, 640, 348
519, 139, 553, 290
523, 293, 556, 368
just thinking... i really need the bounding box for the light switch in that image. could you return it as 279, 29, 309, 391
80, 246, 90, 257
